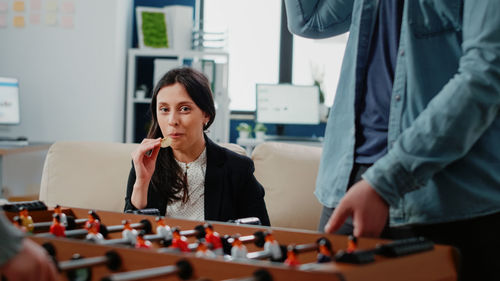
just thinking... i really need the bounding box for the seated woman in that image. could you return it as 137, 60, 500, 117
124, 67, 270, 226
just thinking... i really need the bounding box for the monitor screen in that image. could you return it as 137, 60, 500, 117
256, 84, 320, 125
0, 77, 21, 125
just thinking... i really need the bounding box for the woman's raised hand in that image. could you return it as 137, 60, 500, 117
131, 138, 162, 186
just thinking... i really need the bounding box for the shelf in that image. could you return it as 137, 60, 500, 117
125, 48, 230, 143
134, 98, 152, 104
128, 48, 229, 59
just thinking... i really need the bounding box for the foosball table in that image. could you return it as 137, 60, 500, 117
3, 203, 458, 281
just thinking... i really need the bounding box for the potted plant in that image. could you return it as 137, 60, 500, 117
311, 62, 329, 122
254, 123, 267, 140
135, 84, 148, 100
236, 122, 252, 139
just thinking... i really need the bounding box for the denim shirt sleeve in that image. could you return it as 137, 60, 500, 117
0, 212, 24, 265
284, 0, 353, 39
363, 1, 500, 206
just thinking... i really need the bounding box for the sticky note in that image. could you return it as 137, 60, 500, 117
13, 1, 25, 12
61, 1, 74, 13
0, 2, 8, 12
30, 0, 41, 11
61, 15, 73, 28
0, 15, 7, 28
13, 15, 24, 27
29, 13, 40, 24
46, 0, 57, 12
45, 12, 56, 25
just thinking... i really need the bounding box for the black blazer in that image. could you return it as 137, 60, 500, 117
124, 137, 270, 226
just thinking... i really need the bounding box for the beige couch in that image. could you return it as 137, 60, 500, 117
39, 141, 322, 231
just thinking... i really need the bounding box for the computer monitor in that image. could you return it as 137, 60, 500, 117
0, 77, 21, 125
256, 83, 320, 125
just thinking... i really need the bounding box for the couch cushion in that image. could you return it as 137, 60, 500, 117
39, 142, 138, 212
39, 141, 247, 213
252, 142, 323, 231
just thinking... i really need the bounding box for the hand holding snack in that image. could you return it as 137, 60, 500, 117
131, 138, 162, 185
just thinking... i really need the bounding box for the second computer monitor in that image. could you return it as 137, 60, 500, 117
0, 77, 21, 125
256, 83, 320, 125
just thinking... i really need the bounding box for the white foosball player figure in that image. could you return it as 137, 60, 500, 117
54, 205, 68, 227
155, 217, 172, 241
121, 219, 138, 244
85, 220, 104, 242
264, 231, 282, 260
230, 234, 248, 259
195, 240, 217, 258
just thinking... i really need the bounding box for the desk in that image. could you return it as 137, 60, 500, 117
0, 143, 52, 196
237, 136, 323, 156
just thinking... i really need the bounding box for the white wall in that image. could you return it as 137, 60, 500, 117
0, 0, 132, 142
0, 0, 132, 197
293, 33, 349, 107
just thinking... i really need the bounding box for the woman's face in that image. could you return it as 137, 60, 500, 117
156, 82, 209, 152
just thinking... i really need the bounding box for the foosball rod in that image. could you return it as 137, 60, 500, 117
246, 238, 331, 261
100, 259, 193, 281
35, 219, 152, 238
99, 225, 199, 246
58, 251, 122, 272
42, 242, 122, 272
33, 218, 87, 230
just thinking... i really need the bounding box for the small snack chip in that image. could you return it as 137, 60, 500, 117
160, 137, 172, 148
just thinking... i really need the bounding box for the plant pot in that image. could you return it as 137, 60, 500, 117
239, 131, 250, 139
319, 104, 330, 122
136, 90, 146, 100
255, 131, 266, 140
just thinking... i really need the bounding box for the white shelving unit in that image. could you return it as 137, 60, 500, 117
125, 48, 230, 143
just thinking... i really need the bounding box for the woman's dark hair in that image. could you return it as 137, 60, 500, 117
146, 67, 216, 204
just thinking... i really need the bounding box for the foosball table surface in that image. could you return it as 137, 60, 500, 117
4, 206, 458, 281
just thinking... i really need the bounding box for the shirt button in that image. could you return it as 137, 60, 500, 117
395, 95, 401, 101
400, 49, 405, 56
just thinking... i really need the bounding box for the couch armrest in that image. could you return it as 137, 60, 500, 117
39, 142, 138, 212
252, 142, 323, 231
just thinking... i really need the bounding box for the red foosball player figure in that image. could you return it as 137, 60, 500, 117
12, 216, 27, 233
49, 214, 66, 237
121, 219, 138, 244
204, 223, 223, 255
316, 238, 333, 263
84, 210, 101, 233
135, 230, 152, 249
264, 231, 282, 261
155, 216, 172, 241
54, 205, 68, 227
85, 220, 104, 242
347, 235, 358, 253
230, 234, 248, 259
284, 245, 300, 267
18, 207, 34, 233
171, 227, 190, 252
195, 240, 216, 258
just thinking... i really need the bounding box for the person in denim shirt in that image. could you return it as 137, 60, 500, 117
285, 1, 500, 280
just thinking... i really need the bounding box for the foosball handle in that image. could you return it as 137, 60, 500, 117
253, 269, 273, 281
375, 237, 434, 257
228, 217, 262, 226
124, 208, 161, 216
334, 249, 375, 264
42, 242, 60, 271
